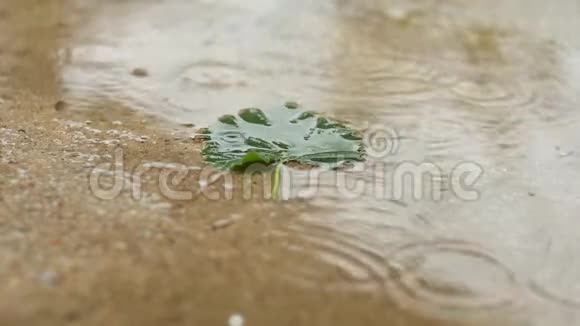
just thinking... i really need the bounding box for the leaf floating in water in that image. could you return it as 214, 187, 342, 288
201, 103, 366, 170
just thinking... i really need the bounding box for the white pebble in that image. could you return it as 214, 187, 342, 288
228, 314, 244, 326
387, 8, 408, 20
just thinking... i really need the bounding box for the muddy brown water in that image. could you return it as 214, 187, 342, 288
1, 0, 580, 325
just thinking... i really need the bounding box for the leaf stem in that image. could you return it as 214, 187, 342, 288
272, 162, 283, 201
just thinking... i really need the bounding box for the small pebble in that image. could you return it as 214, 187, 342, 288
387, 8, 409, 20
131, 67, 149, 78
228, 314, 244, 326
285, 101, 299, 109
211, 215, 242, 231
55, 100, 67, 111
211, 218, 236, 231
112, 121, 123, 126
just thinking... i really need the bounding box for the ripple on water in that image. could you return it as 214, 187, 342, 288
530, 283, 580, 310
178, 60, 251, 90
268, 168, 430, 293
384, 240, 520, 315
529, 247, 580, 309
447, 77, 538, 110
270, 222, 397, 293
316, 56, 452, 104
531, 81, 580, 128
285, 168, 431, 231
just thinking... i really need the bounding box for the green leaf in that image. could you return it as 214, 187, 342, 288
201, 103, 366, 170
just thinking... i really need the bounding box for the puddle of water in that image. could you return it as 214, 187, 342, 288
2, 0, 580, 325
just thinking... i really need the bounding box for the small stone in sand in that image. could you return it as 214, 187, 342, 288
211, 218, 235, 231
211, 215, 242, 231
131, 68, 149, 78
55, 100, 67, 111
228, 314, 244, 326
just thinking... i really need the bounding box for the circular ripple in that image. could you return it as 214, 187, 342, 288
384, 240, 519, 312
448, 78, 538, 109
268, 221, 414, 293
179, 60, 251, 90
529, 261, 580, 309
314, 55, 451, 103
284, 224, 387, 292
529, 283, 580, 309
311, 77, 438, 104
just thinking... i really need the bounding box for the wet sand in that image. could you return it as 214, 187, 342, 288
1, 0, 580, 325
